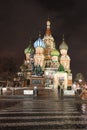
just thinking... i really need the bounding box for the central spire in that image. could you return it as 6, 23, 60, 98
45, 19, 51, 36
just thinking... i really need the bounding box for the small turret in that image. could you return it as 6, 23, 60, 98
33, 34, 45, 67
59, 35, 71, 72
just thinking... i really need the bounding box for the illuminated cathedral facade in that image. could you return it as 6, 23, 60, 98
20, 19, 72, 90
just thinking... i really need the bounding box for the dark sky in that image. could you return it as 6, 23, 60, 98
0, 0, 87, 79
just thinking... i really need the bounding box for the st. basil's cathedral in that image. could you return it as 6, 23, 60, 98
20, 19, 72, 91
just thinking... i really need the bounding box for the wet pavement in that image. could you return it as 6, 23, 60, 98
0, 95, 87, 130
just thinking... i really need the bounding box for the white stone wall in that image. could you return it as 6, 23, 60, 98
53, 72, 68, 90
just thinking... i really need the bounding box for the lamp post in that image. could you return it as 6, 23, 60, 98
78, 79, 82, 95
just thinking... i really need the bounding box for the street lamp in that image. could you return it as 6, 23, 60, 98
78, 79, 82, 86
79, 79, 82, 83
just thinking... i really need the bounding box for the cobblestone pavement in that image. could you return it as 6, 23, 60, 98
0, 96, 87, 130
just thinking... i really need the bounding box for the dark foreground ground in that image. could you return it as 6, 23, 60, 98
0, 95, 87, 130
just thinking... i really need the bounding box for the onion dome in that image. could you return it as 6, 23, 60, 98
24, 45, 31, 54
51, 49, 60, 56
34, 36, 45, 48
59, 35, 68, 50
24, 41, 34, 54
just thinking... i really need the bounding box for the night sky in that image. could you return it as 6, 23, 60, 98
0, 0, 87, 79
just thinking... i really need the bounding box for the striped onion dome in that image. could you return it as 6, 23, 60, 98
24, 42, 34, 54
34, 37, 45, 48
24, 46, 31, 54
